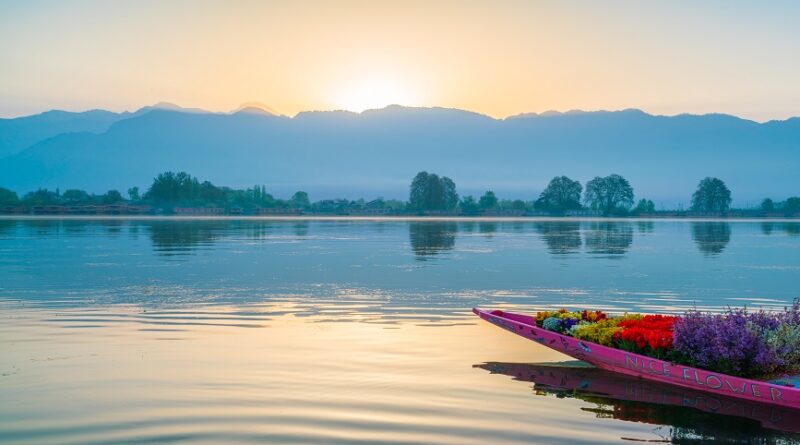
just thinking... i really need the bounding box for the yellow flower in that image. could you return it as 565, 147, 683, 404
557, 311, 582, 320
571, 318, 623, 346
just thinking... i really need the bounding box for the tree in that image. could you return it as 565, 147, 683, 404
536, 176, 583, 214
409, 171, 431, 211
425, 173, 445, 209
459, 195, 480, 215
0, 187, 19, 206
634, 199, 656, 214
102, 190, 124, 204
408, 171, 458, 211
441, 176, 459, 210
583, 174, 634, 215
761, 198, 775, 213
478, 191, 498, 209
366, 198, 385, 209
128, 187, 141, 202
383, 199, 406, 211
61, 189, 90, 204
197, 181, 224, 204
510, 199, 526, 211
291, 191, 310, 209
784, 197, 800, 215
23, 188, 59, 206
691, 177, 731, 213
144, 171, 200, 203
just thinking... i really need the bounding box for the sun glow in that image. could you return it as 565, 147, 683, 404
333, 78, 420, 112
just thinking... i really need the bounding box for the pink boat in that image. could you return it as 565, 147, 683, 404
474, 308, 800, 409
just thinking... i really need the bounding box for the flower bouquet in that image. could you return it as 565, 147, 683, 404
534, 300, 800, 379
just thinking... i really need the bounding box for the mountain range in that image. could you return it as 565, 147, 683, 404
0, 103, 798, 206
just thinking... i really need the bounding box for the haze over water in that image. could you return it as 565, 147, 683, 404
1, 217, 799, 444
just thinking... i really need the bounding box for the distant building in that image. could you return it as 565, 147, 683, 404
255, 207, 302, 215
482, 209, 525, 217
349, 208, 391, 216
127, 205, 153, 215
525, 210, 552, 217
686, 211, 724, 218
31, 205, 66, 214
174, 207, 224, 216
0, 206, 27, 214
565, 209, 603, 217
311, 199, 352, 214
62, 204, 153, 215
424, 210, 456, 216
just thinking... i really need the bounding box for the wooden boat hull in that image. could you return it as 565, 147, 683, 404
474, 308, 800, 409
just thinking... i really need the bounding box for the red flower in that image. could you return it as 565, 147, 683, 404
581, 310, 608, 322
615, 315, 676, 354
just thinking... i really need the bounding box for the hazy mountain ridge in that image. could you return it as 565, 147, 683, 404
0, 109, 128, 158
0, 102, 223, 159
0, 105, 798, 205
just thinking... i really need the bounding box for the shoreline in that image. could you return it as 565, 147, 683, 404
1, 215, 798, 223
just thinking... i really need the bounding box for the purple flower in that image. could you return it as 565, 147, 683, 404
562, 318, 579, 331
779, 299, 800, 326
673, 308, 783, 377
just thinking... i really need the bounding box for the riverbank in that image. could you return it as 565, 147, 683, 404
2, 214, 799, 222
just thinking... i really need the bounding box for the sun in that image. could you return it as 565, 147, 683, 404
333, 78, 419, 112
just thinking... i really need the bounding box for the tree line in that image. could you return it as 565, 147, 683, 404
410, 171, 654, 215
407, 171, 798, 216
0, 172, 314, 211
0, 170, 798, 216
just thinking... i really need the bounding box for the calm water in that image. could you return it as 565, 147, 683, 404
1, 217, 799, 444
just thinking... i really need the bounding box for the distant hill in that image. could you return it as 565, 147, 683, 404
0, 105, 798, 206
0, 102, 213, 159
0, 109, 127, 158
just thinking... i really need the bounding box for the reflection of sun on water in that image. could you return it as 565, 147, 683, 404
334, 78, 419, 112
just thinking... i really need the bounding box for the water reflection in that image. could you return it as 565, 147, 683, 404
535, 221, 582, 255
636, 220, 654, 234
3, 218, 799, 261
100, 219, 124, 237
584, 222, 634, 256
408, 222, 457, 260
458, 221, 477, 233
478, 221, 498, 236
692, 222, 731, 255
146, 220, 225, 255
293, 221, 309, 237
762, 222, 800, 237
23, 218, 61, 236
476, 362, 800, 440
3, 217, 796, 322
0, 219, 17, 237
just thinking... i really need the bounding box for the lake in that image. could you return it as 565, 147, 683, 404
1, 217, 799, 444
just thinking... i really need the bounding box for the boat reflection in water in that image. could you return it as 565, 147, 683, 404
475, 362, 800, 441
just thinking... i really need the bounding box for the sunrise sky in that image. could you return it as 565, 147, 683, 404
1, 0, 799, 121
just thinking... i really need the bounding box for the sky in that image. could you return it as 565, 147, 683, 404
1, 0, 799, 121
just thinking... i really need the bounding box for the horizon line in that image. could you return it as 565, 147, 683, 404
2, 102, 799, 124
